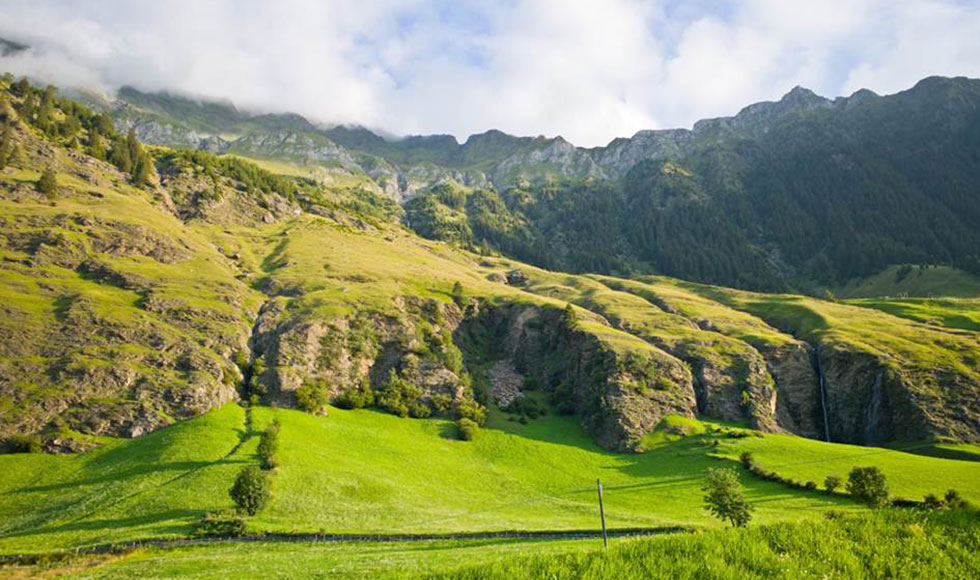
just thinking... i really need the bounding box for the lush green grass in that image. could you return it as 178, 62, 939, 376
10, 403, 980, 556
15, 510, 979, 579
0, 404, 864, 553
246, 406, 855, 536
0, 405, 251, 553
837, 265, 980, 299
42, 538, 601, 580
847, 297, 980, 332
432, 509, 980, 580
712, 428, 980, 503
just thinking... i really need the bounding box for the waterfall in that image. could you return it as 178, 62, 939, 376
865, 372, 884, 446
813, 350, 831, 442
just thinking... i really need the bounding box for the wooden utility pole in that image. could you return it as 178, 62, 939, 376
597, 478, 608, 549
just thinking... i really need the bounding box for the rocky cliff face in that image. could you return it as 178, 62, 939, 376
462, 303, 697, 451
250, 296, 472, 411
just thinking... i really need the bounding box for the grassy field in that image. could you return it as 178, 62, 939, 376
432, 508, 980, 580
5, 403, 980, 559
7, 509, 978, 579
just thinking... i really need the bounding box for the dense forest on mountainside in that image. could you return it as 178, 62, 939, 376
94, 76, 980, 293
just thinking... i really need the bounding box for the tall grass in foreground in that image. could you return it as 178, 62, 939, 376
432, 509, 980, 580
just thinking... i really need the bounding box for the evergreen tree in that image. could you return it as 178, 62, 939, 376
94, 112, 115, 136
109, 136, 133, 173
36, 85, 56, 132
87, 134, 106, 161
0, 124, 12, 170
20, 94, 35, 122
13, 77, 29, 97
36, 167, 58, 199
133, 152, 153, 187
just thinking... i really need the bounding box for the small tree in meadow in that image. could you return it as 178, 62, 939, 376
230, 465, 271, 516
847, 466, 890, 508
703, 467, 754, 527
451, 281, 465, 306
824, 475, 842, 494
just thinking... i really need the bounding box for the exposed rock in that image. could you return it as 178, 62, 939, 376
487, 360, 524, 407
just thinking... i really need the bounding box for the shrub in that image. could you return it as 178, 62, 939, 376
456, 399, 488, 426
377, 369, 428, 418
944, 489, 969, 509
702, 467, 754, 527
193, 512, 248, 537
3, 433, 43, 454
337, 379, 374, 409
739, 451, 755, 469
824, 475, 843, 494
230, 465, 271, 516
458, 418, 478, 441
804, 481, 818, 491
923, 494, 945, 510
296, 381, 329, 415
847, 466, 890, 508
256, 420, 281, 470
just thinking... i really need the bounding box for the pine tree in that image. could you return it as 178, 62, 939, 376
0, 124, 12, 170
133, 152, 152, 187
87, 134, 106, 160
13, 77, 29, 97
126, 128, 141, 163
20, 94, 35, 122
36, 167, 58, 199
109, 136, 133, 173
36, 85, 56, 133
93, 113, 114, 136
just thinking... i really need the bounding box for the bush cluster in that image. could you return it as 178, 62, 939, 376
193, 512, 248, 537
2, 433, 43, 454
503, 396, 544, 423
257, 420, 281, 470
847, 466, 891, 509
296, 381, 329, 415
457, 418, 479, 441
923, 489, 971, 511
377, 369, 431, 418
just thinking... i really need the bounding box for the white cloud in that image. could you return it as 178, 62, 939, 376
1, 0, 979, 147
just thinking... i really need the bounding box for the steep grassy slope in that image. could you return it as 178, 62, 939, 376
4, 79, 980, 460
0, 147, 262, 439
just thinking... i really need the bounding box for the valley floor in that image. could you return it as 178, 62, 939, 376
2, 403, 980, 578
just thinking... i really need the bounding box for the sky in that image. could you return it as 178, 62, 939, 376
2, 0, 980, 147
